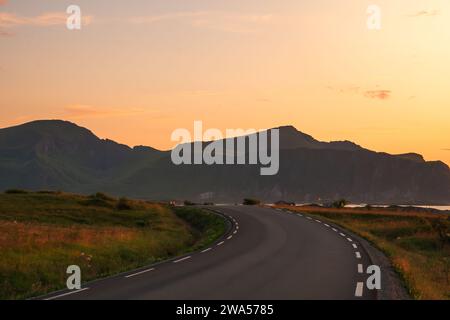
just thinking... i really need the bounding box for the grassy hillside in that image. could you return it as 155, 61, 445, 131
274, 205, 450, 300
0, 191, 225, 300
2, 120, 450, 204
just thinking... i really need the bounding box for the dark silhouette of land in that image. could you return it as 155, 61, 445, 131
0, 120, 449, 204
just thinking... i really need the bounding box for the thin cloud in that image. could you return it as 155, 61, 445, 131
127, 11, 275, 34
191, 12, 275, 34
64, 105, 146, 119
326, 86, 360, 95
175, 90, 224, 97
409, 10, 440, 17
327, 86, 391, 101
0, 12, 93, 28
364, 90, 391, 100
128, 11, 208, 24
0, 29, 13, 37
1, 10, 271, 34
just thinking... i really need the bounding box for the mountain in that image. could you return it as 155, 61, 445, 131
0, 120, 164, 193
1, 120, 449, 204
278, 125, 363, 151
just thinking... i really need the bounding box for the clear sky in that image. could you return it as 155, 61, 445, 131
1, 0, 449, 165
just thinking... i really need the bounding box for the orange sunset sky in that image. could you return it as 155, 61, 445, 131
1, 0, 449, 165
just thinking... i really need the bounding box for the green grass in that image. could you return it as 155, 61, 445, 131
0, 192, 226, 300
173, 206, 227, 251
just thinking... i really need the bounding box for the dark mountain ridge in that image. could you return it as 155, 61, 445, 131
0, 120, 449, 204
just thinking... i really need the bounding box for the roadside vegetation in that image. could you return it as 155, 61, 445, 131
243, 198, 261, 205
0, 191, 226, 300
173, 206, 226, 251
273, 204, 450, 300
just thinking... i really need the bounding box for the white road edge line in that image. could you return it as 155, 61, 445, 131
355, 252, 361, 259
233, 230, 237, 234
306, 217, 312, 220
315, 220, 322, 223
355, 282, 364, 297
174, 256, 191, 263
347, 238, 353, 242
227, 235, 233, 240
217, 241, 225, 246
352, 244, 358, 249
339, 233, 346, 237
201, 248, 212, 253
324, 224, 330, 227
297, 214, 303, 217
125, 268, 155, 278
44, 288, 89, 300
332, 228, 338, 232
358, 264, 363, 273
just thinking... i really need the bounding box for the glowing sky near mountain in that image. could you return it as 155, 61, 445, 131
1, 0, 449, 165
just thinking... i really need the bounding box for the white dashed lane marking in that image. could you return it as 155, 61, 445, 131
44, 288, 89, 300
358, 264, 363, 273
275, 209, 366, 298
125, 268, 155, 278
233, 230, 237, 234
201, 248, 212, 253
355, 282, 364, 297
174, 256, 191, 263
227, 235, 233, 240
217, 241, 224, 246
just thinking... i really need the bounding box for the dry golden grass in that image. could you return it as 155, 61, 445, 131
0, 192, 226, 300
290, 205, 440, 218
0, 221, 137, 249
274, 205, 450, 300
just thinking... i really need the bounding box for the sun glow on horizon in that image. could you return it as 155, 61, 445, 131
0, 0, 449, 165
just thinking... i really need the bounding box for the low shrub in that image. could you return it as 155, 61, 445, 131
4, 189, 28, 194
243, 198, 261, 205
117, 197, 133, 210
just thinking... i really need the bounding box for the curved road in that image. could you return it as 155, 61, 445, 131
44, 206, 377, 300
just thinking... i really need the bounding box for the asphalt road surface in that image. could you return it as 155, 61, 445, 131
43, 205, 377, 300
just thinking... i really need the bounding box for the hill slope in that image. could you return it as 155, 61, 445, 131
0, 120, 164, 193
0, 191, 225, 299
1, 120, 449, 204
